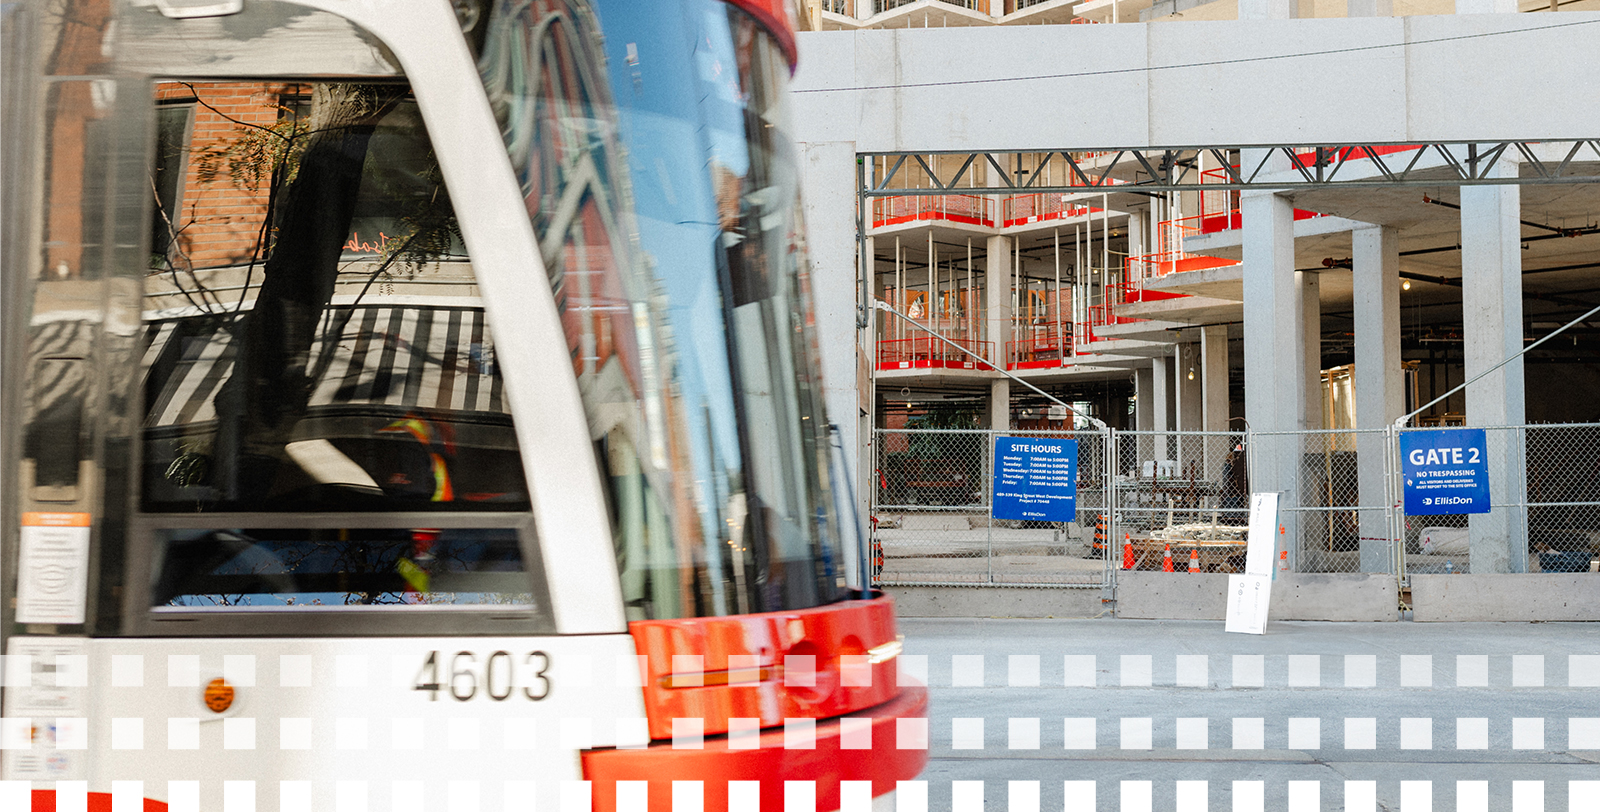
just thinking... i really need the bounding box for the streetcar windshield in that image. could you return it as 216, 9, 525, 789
133, 77, 549, 628
141, 83, 529, 514
480, 0, 847, 619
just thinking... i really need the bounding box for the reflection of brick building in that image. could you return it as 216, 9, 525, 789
152, 82, 304, 271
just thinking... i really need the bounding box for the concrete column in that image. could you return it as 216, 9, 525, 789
1135, 367, 1154, 428
1352, 225, 1402, 573
800, 141, 867, 587
1175, 342, 1203, 477
1135, 365, 1155, 473
1177, 343, 1203, 431
1152, 354, 1174, 469
1241, 148, 1304, 562
989, 378, 1011, 432
1301, 271, 1323, 432
1201, 324, 1229, 483
1346, 0, 1392, 15
986, 235, 1012, 369
863, 234, 879, 547
1200, 325, 1229, 432
1238, 0, 1299, 18
1127, 211, 1147, 267
1461, 159, 1528, 573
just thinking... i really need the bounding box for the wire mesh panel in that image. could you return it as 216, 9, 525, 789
871, 428, 1109, 587
873, 428, 993, 587
1001, 429, 1110, 587
1398, 423, 1599, 576
1277, 429, 1393, 574
1397, 425, 1525, 575
1111, 431, 1249, 574
1524, 423, 1600, 574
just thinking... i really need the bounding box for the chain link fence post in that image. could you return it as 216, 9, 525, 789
1104, 426, 1118, 598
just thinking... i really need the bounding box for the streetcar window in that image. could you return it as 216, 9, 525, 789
150, 527, 533, 610
139, 80, 526, 514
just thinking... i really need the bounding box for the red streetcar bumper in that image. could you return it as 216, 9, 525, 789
581, 682, 930, 812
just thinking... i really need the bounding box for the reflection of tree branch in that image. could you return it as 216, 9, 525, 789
148, 174, 218, 316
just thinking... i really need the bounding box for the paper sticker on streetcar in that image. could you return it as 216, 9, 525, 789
1400, 429, 1491, 515
15, 513, 92, 625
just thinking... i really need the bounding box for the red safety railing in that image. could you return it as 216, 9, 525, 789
1007, 321, 1074, 370
1074, 297, 1141, 351
871, 194, 994, 228
1000, 196, 1103, 229
876, 336, 995, 371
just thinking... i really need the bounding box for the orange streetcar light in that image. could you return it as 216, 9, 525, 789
204, 678, 235, 713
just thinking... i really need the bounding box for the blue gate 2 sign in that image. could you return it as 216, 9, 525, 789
1400, 428, 1490, 515
993, 437, 1077, 522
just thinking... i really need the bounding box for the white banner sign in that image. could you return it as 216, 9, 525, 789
1226, 493, 1280, 635
1243, 492, 1280, 576
1225, 574, 1272, 635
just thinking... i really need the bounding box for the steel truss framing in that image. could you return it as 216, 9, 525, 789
860, 141, 1600, 196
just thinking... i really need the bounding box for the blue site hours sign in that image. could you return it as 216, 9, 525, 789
1400, 428, 1490, 515
992, 436, 1077, 522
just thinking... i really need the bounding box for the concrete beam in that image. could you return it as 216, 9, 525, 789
793, 17, 1600, 151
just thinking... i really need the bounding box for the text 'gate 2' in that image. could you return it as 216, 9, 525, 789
1400, 428, 1491, 515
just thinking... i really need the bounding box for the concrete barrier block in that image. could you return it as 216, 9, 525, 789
1115, 572, 1397, 621
1115, 572, 1230, 620
887, 586, 1106, 618
1411, 574, 1600, 621
1271, 573, 1398, 621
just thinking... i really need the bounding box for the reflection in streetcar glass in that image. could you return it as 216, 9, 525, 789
141, 85, 529, 514
481, 0, 847, 620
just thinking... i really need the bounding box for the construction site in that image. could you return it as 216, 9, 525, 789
789, 5, 1600, 620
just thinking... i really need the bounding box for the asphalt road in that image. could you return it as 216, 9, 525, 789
898, 618, 1600, 811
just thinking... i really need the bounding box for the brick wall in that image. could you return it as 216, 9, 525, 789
155, 81, 305, 271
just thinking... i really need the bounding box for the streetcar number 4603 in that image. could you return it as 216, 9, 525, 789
414, 650, 550, 701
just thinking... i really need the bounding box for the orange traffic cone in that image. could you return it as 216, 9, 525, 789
1122, 534, 1135, 570
1093, 514, 1106, 555
1188, 548, 1201, 573
1278, 549, 1290, 574
1162, 543, 1175, 573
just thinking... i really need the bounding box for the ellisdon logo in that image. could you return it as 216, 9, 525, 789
1423, 496, 1474, 506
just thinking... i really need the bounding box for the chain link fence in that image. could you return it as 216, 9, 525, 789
1398, 423, 1600, 576
872, 428, 1109, 587
868, 424, 1600, 589
1247, 429, 1395, 574
1110, 431, 1250, 573
1524, 423, 1600, 573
